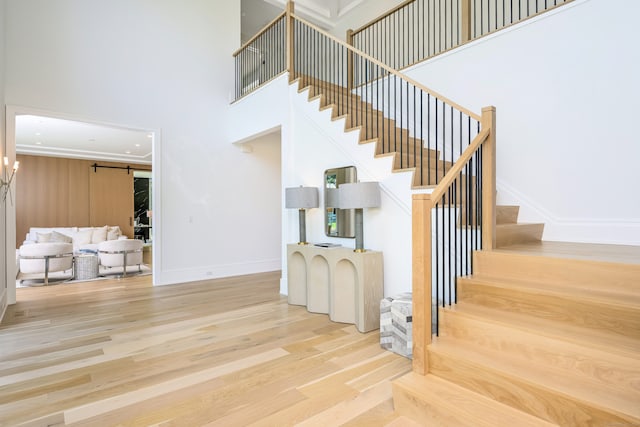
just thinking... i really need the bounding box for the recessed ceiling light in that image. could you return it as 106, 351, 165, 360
135, 144, 141, 147
125, 151, 131, 154
35, 132, 41, 136
147, 134, 152, 138
35, 142, 42, 145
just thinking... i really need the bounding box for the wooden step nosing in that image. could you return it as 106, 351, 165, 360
394, 373, 557, 427
429, 340, 640, 419
439, 308, 640, 389
459, 276, 640, 308
451, 301, 640, 357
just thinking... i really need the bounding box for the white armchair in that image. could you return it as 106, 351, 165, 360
98, 239, 144, 277
19, 242, 74, 285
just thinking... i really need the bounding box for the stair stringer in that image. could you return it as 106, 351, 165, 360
286, 81, 422, 297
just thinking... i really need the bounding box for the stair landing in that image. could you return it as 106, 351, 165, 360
495, 240, 640, 265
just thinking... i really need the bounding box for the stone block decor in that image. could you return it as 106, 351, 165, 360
380, 292, 412, 359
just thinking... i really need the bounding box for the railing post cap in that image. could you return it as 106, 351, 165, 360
482, 105, 496, 112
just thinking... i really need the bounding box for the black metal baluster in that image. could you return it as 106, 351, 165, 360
435, 99, 439, 184
448, 184, 452, 306
427, 94, 431, 185
441, 192, 445, 311
503, 0, 506, 28
444, 0, 447, 50
420, 90, 424, 186
402, 6, 406, 68
413, 85, 417, 176
449, 106, 453, 177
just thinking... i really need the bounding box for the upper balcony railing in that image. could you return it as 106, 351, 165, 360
350, 0, 572, 71
233, 12, 287, 100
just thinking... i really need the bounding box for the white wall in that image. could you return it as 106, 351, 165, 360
404, 0, 640, 245
230, 75, 416, 297
282, 82, 416, 297
4, 0, 282, 288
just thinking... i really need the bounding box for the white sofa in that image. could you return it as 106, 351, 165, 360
23, 226, 125, 253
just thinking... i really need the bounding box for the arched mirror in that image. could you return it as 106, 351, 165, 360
324, 166, 357, 237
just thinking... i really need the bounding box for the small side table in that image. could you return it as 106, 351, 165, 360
74, 254, 99, 280
287, 244, 384, 332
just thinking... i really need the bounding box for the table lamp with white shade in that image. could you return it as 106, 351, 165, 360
285, 186, 319, 245
338, 181, 381, 252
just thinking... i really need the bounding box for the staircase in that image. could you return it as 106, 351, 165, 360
393, 242, 640, 426
291, 62, 640, 427
234, 5, 640, 424
293, 76, 453, 189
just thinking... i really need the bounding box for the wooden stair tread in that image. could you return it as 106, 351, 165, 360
461, 274, 640, 307
474, 250, 640, 289
450, 301, 640, 356
439, 306, 640, 394
458, 276, 640, 342
496, 205, 520, 224
496, 222, 544, 247
496, 240, 640, 266
428, 338, 640, 419
393, 372, 558, 427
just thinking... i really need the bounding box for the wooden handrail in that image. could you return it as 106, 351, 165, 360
349, 0, 574, 76
429, 128, 490, 202
351, 0, 416, 35
291, 14, 481, 121
233, 11, 287, 57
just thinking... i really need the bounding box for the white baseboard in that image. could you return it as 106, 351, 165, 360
155, 258, 281, 287
497, 180, 640, 246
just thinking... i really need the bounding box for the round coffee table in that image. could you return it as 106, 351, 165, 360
74, 254, 99, 280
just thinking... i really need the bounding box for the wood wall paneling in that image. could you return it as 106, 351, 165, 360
15, 155, 150, 247
89, 166, 134, 239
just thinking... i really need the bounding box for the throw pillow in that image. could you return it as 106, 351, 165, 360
91, 226, 108, 243
73, 229, 93, 246
50, 231, 73, 243
107, 225, 121, 240
36, 232, 52, 243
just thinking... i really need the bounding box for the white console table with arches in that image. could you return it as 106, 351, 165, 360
287, 244, 383, 333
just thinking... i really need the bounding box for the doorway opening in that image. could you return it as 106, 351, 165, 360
5, 106, 157, 304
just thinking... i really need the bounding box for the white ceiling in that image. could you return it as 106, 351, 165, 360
242, 0, 365, 41
15, 115, 153, 165
264, 0, 365, 24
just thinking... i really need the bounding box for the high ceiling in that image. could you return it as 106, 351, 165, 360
242, 0, 365, 42
16, 115, 153, 165
16, 1, 367, 164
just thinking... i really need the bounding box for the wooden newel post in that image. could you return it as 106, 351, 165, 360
346, 29, 354, 90
461, 0, 472, 42
412, 193, 434, 375
481, 106, 496, 251
286, 1, 295, 81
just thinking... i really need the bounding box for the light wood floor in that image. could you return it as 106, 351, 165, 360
0, 272, 412, 426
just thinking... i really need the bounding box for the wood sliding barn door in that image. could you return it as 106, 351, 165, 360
89, 167, 134, 238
